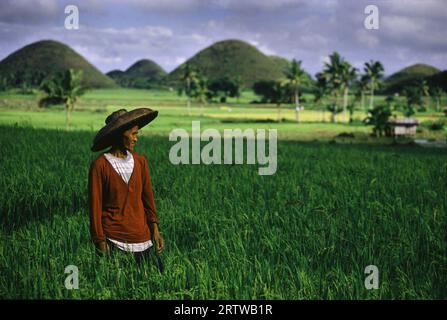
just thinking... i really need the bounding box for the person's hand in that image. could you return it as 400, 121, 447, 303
150, 222, 165, 254
154, 231, 165, 254
151, 223, 165, 254
96, 241, 110, 256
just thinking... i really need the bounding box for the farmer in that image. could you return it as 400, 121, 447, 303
88, 108, 164, 266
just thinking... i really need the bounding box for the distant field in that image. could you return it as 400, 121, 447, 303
1, 125, 446, 299
0, 88, 446, 141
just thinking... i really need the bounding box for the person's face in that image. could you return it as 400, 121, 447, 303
122, 125, 139, 151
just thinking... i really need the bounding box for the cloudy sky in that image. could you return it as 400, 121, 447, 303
0, 0, 446, 77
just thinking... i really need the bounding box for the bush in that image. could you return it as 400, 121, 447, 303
430, 122, 444, 131
421, 120, 446, 131
337, 132, 355, 138
363, 104, 393, 137
427, 122, 445, 131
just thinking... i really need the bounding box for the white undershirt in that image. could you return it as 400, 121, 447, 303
104, 150, 153, 252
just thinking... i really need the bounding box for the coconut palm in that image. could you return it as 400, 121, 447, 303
0, 76, 8, 91
385, 95, 398, 112
403, 86, 421, 117
322, 52, 344, 123
285, 59, 306, 123
192, 74, 209, 116
430, 86, 445, 112
357, 74, 370, 111
314, 72, 329, 122
339, 61, 357, 123
346, 103, 356, 123
233, 76, 243, 103
39, 69, 86, 131
326, 103, 343, 123
271, 81, 287, 122
418, 79, 430, 110
364, 60, 384, 109
179, 63, 198, 116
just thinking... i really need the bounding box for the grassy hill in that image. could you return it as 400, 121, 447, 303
107, 59, 167, 88
269, 55, 290, 74
426, 70, 447, 92
167, 39, 313, 88
382, 63, 441, 94
0, 40, 116, 88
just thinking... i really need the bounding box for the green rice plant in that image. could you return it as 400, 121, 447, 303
0, 124, 446, 299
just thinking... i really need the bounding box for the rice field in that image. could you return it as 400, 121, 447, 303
1, 124, 446, 299
1, 89, 445, 142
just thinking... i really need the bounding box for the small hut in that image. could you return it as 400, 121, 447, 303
386, 118, 419, 136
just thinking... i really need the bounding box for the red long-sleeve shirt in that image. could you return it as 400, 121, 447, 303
88, 150, 159, 244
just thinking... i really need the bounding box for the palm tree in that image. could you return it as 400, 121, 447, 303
364, 60, 384, 109
193, 74, 209, 116
326, 104, 343, 123
179, 63, 197, 116
403, 86, 421, 117
339, 61, 357, 123
322, 52, 344, 123
233, 76, 243, 103
271, 81, 287, 122
385, 95, 398, 112
39, 69, 86, 130
347, 103, 355, 123
0, 76, 8, 91
418, 79, 430, 110
285, 59, 306, 123
314, 72, 329, 122
430, 86, 445, 112
356, 74, 370, 112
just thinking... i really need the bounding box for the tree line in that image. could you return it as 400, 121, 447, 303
176, 52, 446, 125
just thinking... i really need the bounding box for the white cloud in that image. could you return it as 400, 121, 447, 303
175, 56, 186, 64
380, 14, 447, 52
248, 39, 259, 47
381, 15, 424, 37
355, 29, 380, 48
298, 34, 329, 48
320, 55, 330, 67
73, 45, 123, 66
211, 0, 306, 10
74, 0, 311, 13
0, 0, 58, 23
80, 0, 200, 12
258, 45, 276, 55
385, 0, 447, 19
97, 26, 173, 38
206, 20, 218, 28
189, 33, 209, 43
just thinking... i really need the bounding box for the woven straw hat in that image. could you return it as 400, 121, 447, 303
91, 108, 158, 152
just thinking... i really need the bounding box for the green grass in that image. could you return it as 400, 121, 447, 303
0, 89, 446, 299
1, 125, 446, 299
